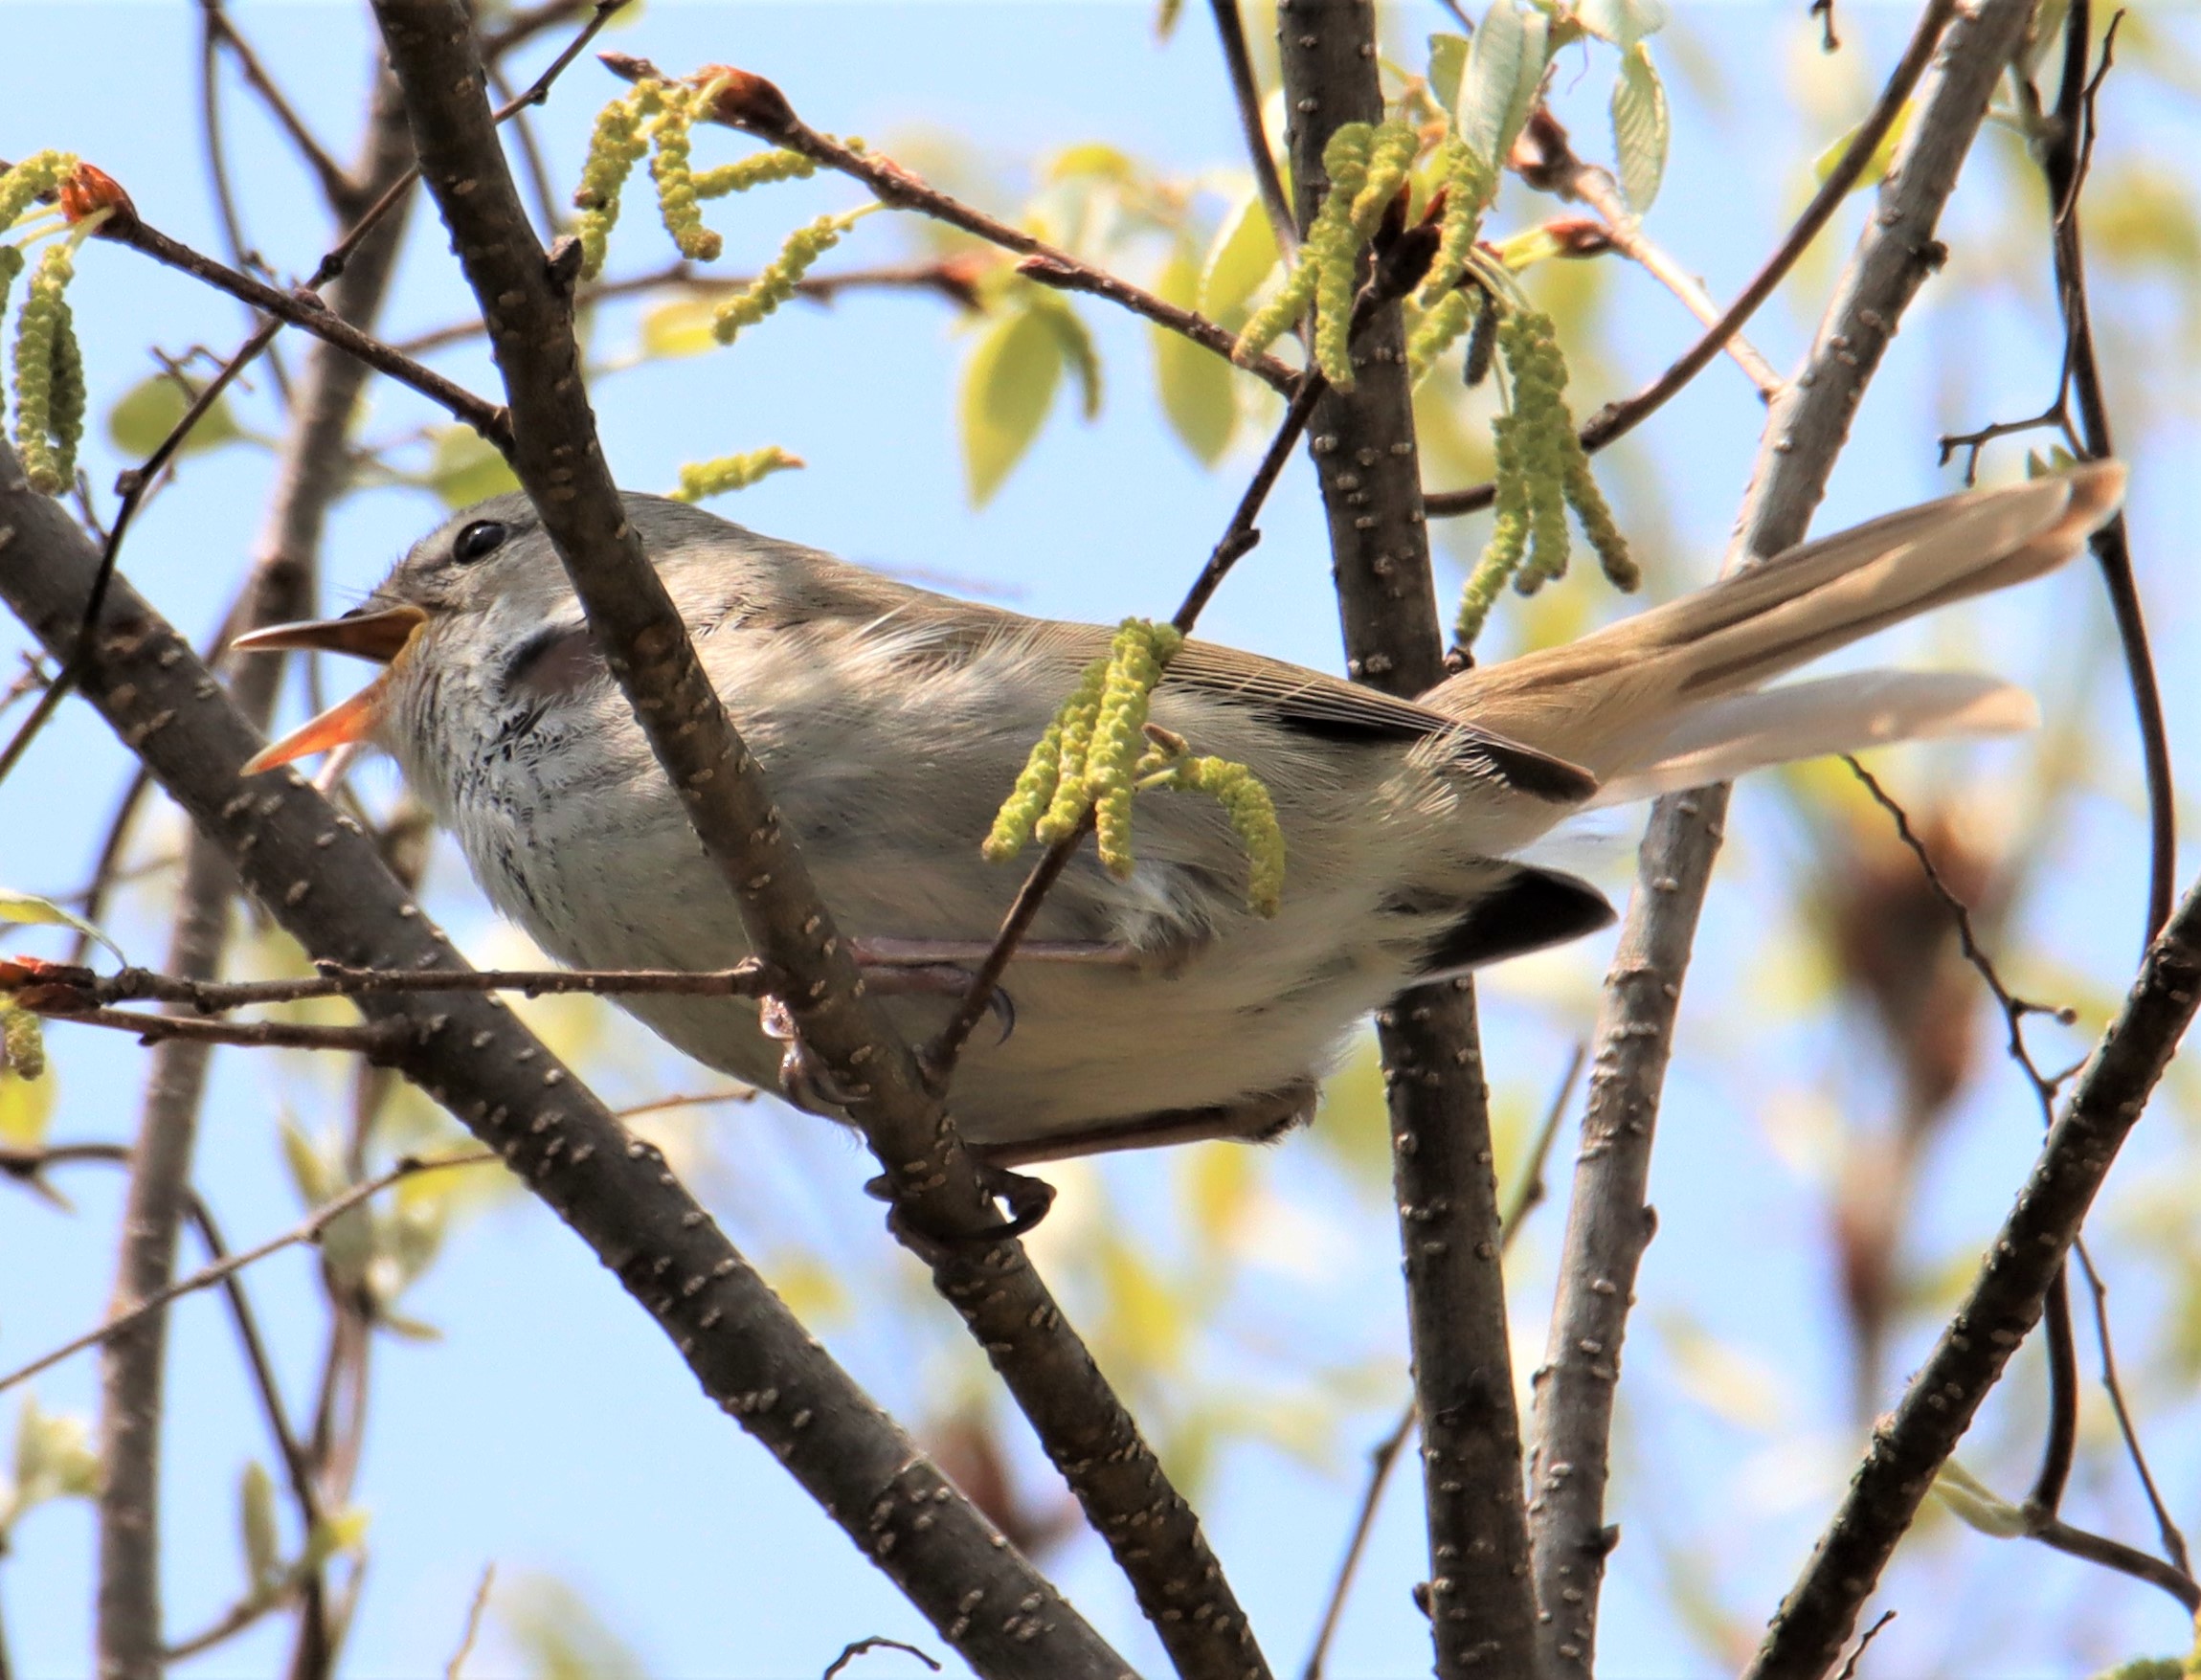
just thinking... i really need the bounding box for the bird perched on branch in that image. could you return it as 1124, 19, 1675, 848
238, 463, 2122, 1164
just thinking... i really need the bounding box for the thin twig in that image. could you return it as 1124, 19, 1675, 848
1207, 0, 1298, 259
200, 1, 357, 211
40, 1006, 412, 1057
1424, 0, 1957, 517
598, 51, 1299, 394
10, 959, 770, 1012
2071, 1238, 2192, 1574
822, 1636, 943, 1679
0, 1153, 494, 1400
442, 1565, 496, 1680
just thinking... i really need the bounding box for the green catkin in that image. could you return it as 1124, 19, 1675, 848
691, 149, 816, 199
1310, 123, 1374, 389
1567, 454, 1637, 591
711, 212, 862, 345
1456, 409, 1530, 645
670, 445, 803, 503
1033, 660, 1109, 844
1348, 120, 1421, 235
1, 1006, 44, 1082
1405, 285, 1475, 385
1229, 259, 1316, 366
573, 83, 659, 281
12, 241, 79, 496
983, 717, 1067, 862
1086, 620, 1183, 879
1163, 757, 1285, 918
0, 151, 78, 233
1418, 141, 1494, 304
647, 85, 722, 263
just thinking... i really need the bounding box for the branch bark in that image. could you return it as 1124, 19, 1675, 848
1526, 3, 2033, 1674
1273, 7, 1538, 1676
92, 70, 417, 1680
363, 9, 1268, 1674
0, 445, 1134, 1680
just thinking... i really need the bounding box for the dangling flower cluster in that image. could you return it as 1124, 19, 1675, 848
1232, 119, 1422, 390
1, 1002, 45, 1082
670, 445, 805, 502
984, 620, 1285, 917
11, 241, 85, 498
1404, 142, 1500, 386
1454, 310, 1638, 648
711, 208, 875, 346
573, 76, 851, 283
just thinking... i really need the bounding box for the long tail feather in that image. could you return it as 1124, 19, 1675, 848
1426, 462, 2122, 786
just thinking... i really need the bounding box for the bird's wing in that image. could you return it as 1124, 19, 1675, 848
984, 618, 1598, 803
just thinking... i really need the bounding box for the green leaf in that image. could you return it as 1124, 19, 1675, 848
1199, 192, 1282, 329
0, 1051, 54, 1147
960, 304, 1064, 506
3, 1396, 99, 1534
426, 426, 521, 510
635, 297, 721, 360
1611, 44, 1670, 213
1427, 31, 1471, 114
105, 374, 242, 461
1930, 1458, 2028, 1537
240, 1461, 281, 1590
0, 889, 124, 964
1045, 142, 1139, 186
1576, 0, 1669, 50
1458, 0, 1548, 171
1025, 291, 1102, 422
279, 1118, 346, 1210
303, 1505, 370, 1569
1812, 99, 1915, 192
1153, 252, 1236, 465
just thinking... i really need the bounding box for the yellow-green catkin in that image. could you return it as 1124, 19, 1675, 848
1230, 259, 1316, 367
1309, 123, 1375, 389
12, 241, 81, 496
1418, 140, 1493, 304
1086, 619, 1183, 879
646, 83, 721, 263
1, 1006, 44, 1081
573, 83, 661, 280
983, 716, 1067, 862
1033, 659, 1110, 845
712, 212, 864, 346
1405, 286, 1475, 385
1349, 120, 1420, 234
1161, 757, 1285, 918
692, 149, 816, 199
671, 445, 803, 503
1567, 454, 1637, 590
1456, 408, 1530, 645
0, 150, 78, 232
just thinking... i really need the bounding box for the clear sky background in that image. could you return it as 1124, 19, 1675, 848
3, 3, 2199, 1678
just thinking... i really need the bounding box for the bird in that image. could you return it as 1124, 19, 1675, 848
236, 462, 2123, 1165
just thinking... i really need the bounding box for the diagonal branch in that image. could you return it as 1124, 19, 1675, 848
0, 444, 1134, 1680
363, 8, 1268, 1674
1526, 1, 2033, 1673
1273, 11, 1537, 1679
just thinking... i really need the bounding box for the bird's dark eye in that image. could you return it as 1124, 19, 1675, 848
451, 520, 508, 564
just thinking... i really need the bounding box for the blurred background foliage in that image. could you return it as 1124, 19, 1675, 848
3, 1, 2200, 1676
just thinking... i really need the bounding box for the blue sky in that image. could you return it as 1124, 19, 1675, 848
4, 4, 2199, 1677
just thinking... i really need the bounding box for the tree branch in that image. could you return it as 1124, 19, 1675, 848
1526, 2, 2032, 1672
598, 50, 1299, 394
1273, 10, 1538, 1677
363, 10, 1267, 1673
1745, 862, 2201, 1676
1207, 1, 1298, 260
0, 445, 1135, 1680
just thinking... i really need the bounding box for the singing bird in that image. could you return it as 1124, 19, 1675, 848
238, 463, 2122, 1164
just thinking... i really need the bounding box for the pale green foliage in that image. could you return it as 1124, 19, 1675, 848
1610, 44, 1670, 213
498, 1574, 651, 1680
427, 424, 523, 509
1930, 1457, 2029, 1538
958, 282, 1100, 505
0, 886, 124, 961
1153, 249, 1236, 463
1455, 0, 1549, 174
1, 1394, 100, 1535
106, 371, 244, 459
670, 445, 804, 502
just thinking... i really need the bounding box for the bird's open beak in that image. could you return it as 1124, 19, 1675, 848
234, 603, 427, 774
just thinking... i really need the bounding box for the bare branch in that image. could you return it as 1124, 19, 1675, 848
200, 1, 358, 211
1529, 1, 2031, 1670
1207, 1, 1297, 260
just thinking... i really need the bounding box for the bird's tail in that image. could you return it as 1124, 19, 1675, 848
1424, 462, 2125, 804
